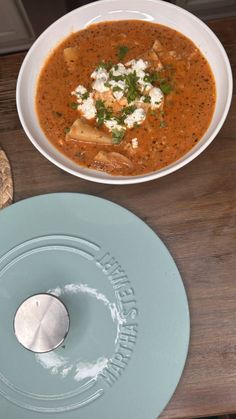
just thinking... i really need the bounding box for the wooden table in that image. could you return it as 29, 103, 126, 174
0, 16, 236, 419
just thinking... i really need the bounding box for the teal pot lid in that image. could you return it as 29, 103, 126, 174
0, 193, 190, 419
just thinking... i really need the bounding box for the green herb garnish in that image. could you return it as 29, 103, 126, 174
97, 60, 113, 70
122, 105, 137, 116
81, 91, 89, 100
144, 71, 160, 84
114, 115, 125, 125
114, 105, 137, 124
95, 100, 112, 127
109, 71, 125, 82
117, 45, 129, 61
160, 120, 167, 128
97, 61, 106, 69
95, 100, 105, 109
112, 129, 125, 144
143, 95, 151, 103
160, 82, 173, 95
112, 85, 122, 92
53, 111, 62, 117
70, 102, 78, 110
125, 71, 140, 103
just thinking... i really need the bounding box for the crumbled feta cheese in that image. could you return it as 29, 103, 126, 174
91, 67, 109, 93
73, 85, 87, 95
91, 67, 109, 81
92, 79, 109, 93
138, 79, 152, 93
78, 95, 96, 119
109, 80, 126, 101
104, 118, 125, 132
109, 80, 126, 89
113, 90, 124, 101
124, 108, 146, 128
136, 69, 146, 79
126, 59, 151, 92
71, 85, 88, 103
72, 57, 164, 127
126, 59, 148, 72
110, 63, 127, 77
131, 138, 139, 148
149, 87, 164, 109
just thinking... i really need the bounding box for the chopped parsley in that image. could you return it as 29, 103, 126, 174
160, 82, 173, 95
97, 61, 106, 69
117, 45, 129, 61
125, 71, 140, 103
95, 99, 106, 110
70, 102, 78, 110
144, 72, 172, 92
53, 111, 62, 117
113, 115, 125, 125
81, 91, 89, 100
160, 120, 167, 128
97, 60, 113, 70
112, 85, 123, 92
114, 105, 137, 124
109, 72, 125, 82
95, 100, 112, 127
122, 105, 137, 116
143, 95, 151, 103
112, 128, 125, 144
144, 71, 160, 84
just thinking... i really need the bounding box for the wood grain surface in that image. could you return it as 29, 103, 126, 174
0, 16, 235, 419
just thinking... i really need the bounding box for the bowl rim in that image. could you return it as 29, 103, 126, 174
16, 0, 233, 185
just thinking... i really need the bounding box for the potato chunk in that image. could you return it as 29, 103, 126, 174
63, 47, 80, 72
66, 118, 112, 145
92, 151, 133, 171
138, 40, 163, 71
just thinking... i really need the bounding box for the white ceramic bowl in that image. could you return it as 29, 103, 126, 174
16, 0, 233, 184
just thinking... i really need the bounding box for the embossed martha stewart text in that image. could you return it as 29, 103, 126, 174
96, 252, 138, 386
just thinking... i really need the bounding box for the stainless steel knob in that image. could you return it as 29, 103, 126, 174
14, 294, 70, 353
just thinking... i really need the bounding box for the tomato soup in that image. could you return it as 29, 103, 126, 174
36, 20, 216, 176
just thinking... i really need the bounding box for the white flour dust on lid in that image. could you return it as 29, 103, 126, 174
36, 283, 125, 382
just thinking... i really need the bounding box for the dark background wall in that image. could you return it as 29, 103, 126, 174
22, 0, 236, 37
0, 0, 235, 54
